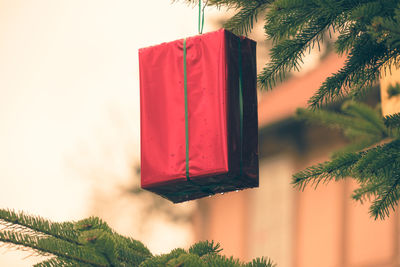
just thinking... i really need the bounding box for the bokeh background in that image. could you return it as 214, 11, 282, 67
0, 1, 398, 267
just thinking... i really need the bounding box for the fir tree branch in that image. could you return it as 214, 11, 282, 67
341, 101, 387, 135
0, 231, 109, 267
200, 253, 242, 266
352, 180, 384, 203
175, 0, 270, 9
0, 209, 79, 245
308, 34, 393, 108
189, 240, 222, 256
120, 236, 152, 257
223, 2, 270, 35
139, 248, 187, 267
384, 113, 400, 128
353, 139, 400, 180
296, 106, 385, 138
259, 0, 384, 89
330, 137, 382, 157
265, 0, 332, 41
111, 234, 152, 266
0, 209, 275, 266
259, 15, 333, 88
292, 152, 361, 190
74, 217, 152, 266
370, 169, 400, 219
33, 258, 92, 267
246, 257, 276, 267
208, 0, 270, 9
332, 7, 365, 54
335, 22, 362, 55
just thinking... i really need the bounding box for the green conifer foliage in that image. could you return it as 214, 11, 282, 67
0, 209, 275, 266
294, 102, 400, 219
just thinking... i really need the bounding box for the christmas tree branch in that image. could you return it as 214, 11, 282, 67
370, 169, 400, 219
292, 152, 361, 190
294, 100, 400, 219
33, 258, 92, 267
352, 180, 384, 203
0, 208, 274, 266
0, 209, 79, 245
223, 1, 270, 35
308, 34, 393, 108
384, 113, 400, 128
259, 16, 333, 88
0, 231, 108, 267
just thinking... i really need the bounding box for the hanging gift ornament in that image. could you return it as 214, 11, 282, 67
138, 2, 259, 203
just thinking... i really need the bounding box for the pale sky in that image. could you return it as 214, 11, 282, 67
0, 1, 219, 265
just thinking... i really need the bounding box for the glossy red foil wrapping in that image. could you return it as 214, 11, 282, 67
139, 29, 258, 203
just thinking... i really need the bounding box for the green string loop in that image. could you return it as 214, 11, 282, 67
198, 0, 206, 34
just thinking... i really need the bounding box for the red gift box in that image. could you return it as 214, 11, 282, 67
139, 29, 258, 203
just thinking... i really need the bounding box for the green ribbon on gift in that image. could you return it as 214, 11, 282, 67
181, 36, 244, 198
183, 38, 190, 181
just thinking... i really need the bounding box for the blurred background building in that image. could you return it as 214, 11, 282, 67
0, 1, 397, 267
